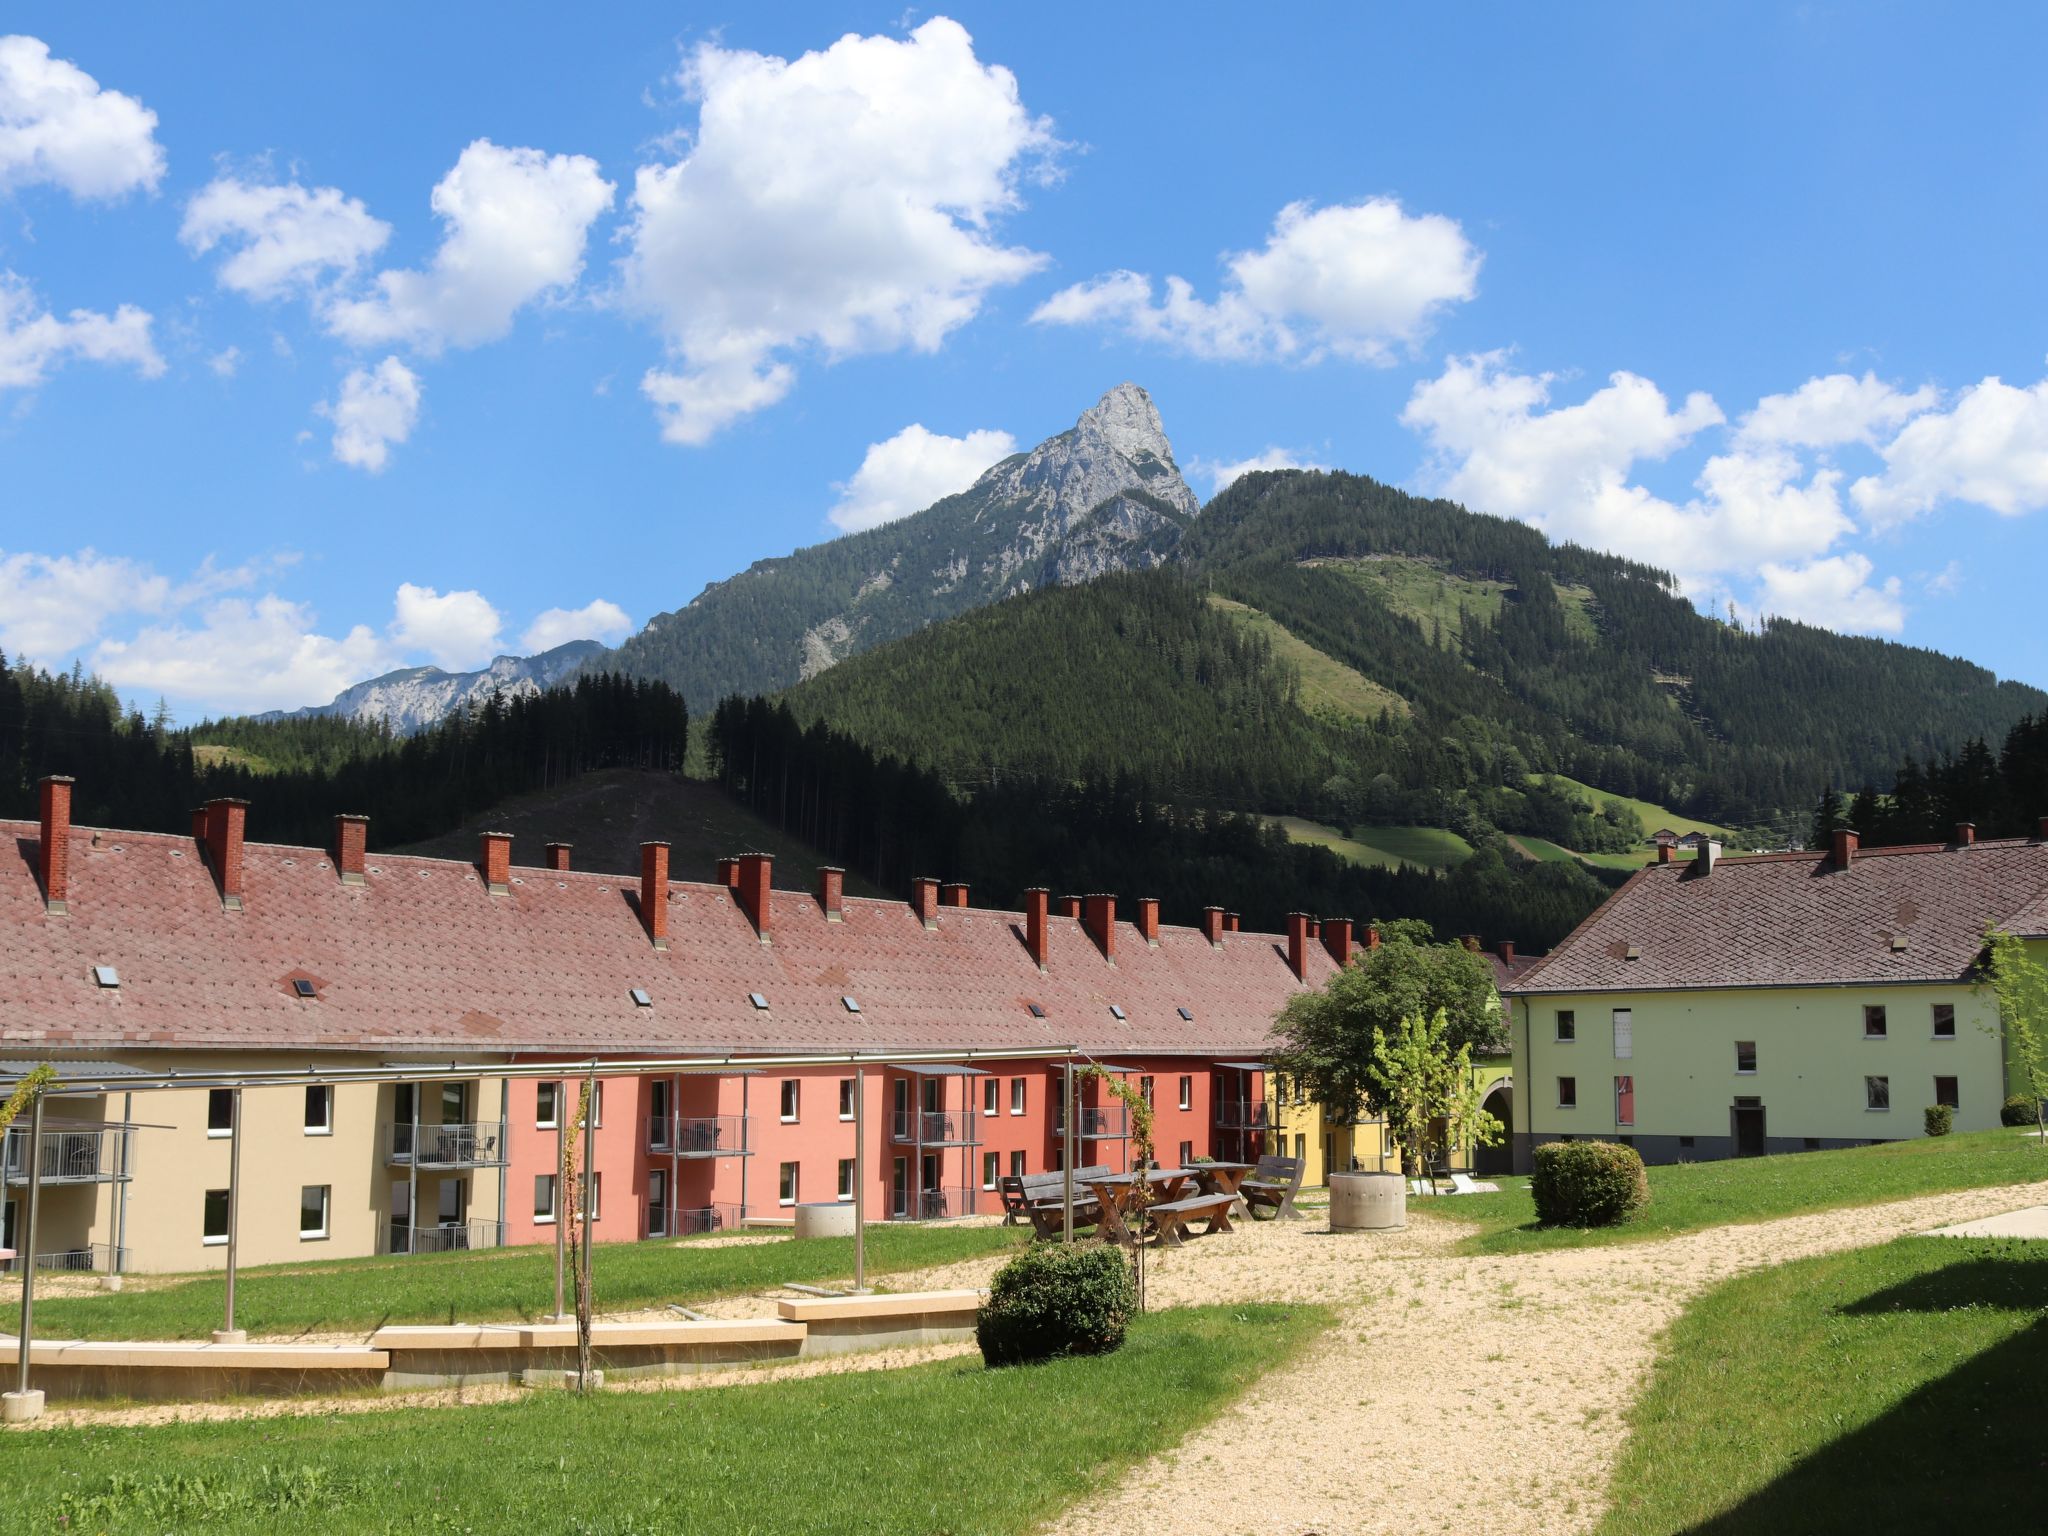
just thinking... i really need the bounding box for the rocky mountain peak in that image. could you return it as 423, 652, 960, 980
975, 381, 1200, 523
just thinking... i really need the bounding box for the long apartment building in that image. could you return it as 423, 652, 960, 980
4, 777, 1357, 1274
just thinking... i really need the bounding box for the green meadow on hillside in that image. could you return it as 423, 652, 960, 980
1271, 815, 1475, 872
1207, 594, 1409, 722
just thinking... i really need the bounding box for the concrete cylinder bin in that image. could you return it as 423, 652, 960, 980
1328, 1171, 1406, 1231
793, 1201, 859, 1240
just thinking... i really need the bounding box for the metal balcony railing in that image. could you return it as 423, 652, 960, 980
1074, 1106, 1129, 1139
648, 1203, 746, 1238
648, 1115, 750, 1157
1214, 1098, 1279, 1130
387, 1122, 507, 1168
0, 1241, 128, 1274
890, 1186, 977, 1221
3, 1126, 135, 1185
890, 1110, 979, 1145
387, 1218, 505, 1255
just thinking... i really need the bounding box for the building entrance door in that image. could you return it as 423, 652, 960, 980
1732, 1100, 1766, 1157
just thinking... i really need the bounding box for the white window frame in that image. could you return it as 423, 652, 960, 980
1555, 1009, 1577, 1044
983, 1078, 999, 1117
837, 1158, 855, 1201
206, 1088, 234, 1138
1557, 1076, 1578, 1110
982, 1151, 998, 1190
1179, 1140, 1194, 1166
304, 1083, 333, 1135
536, 1082, 559, 1130
1009, 1151, 1026, 1179
534, 1173, 557, 1224
1864, 1005, 1888, 1039
300, 1184, 330, 1240
781, 1080, 800, 1124
838, 1078, 855, 1122
1614, 1075, 1634, 1128
1932, 1003, 1956, 1040
1612, 1009, 1633, 1060
1933, 1075, 1960, 1110
202, 1188, 229, 1245
779, 1161, 799, 1206
1735, 1040, 1757, 1075
1010, 1077, 1026, 1115
1178, 1075, 1192, 1111
1865, 1075, 1890, 1112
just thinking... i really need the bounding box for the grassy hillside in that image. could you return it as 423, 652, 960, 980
1208, 595, 1409, 721
1269, 816, 1473, 872
1533, 772, 1741, 843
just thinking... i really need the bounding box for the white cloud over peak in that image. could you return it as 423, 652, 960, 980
520, 599, 633, 653
181, 175, 392, 299
624, 18, 1056, 445
390, 582, 504, 671
830, 423, 1017, 532
1753, 553, 1904, 635
325, 139, 614, 352
1032, 198, 1479, 365
0, 269, 163, 390
95, 595, 395, 716
0, 34, 164, 200
1735, 370, 1935, 449
1196, 447, 1329, 496
1850, 375, 2048, 526
321, 356, 420, 472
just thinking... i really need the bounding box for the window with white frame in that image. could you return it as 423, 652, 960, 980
1865, 1075, 1890, 1111
300, 1184, 329, 1239
1178, 1075, 1192, 1110
207, 1088, 233, 1137
982, 1151, 998, 1189
838, 1078, 855, 1121
1179, 1140, 1194, 1166
1864, 1005, 1888, 1039
1934, 1075, 1959, 1109
1010, 1077, 1026, 1115
1612, 1009, 1633, 1059
781, 1080, 800, 1123
203, 1188, 229, 1244
837, 1158, 855, 1200
1139, 1076, 1155, 1107
536, 1082, 558, 1129
1735, 1040, 1757, 1074
779, 1161, 799, 1205
1614, 1076, 1634, 1127
590, 1082, 603, 1127
983, 1078, 999, 1116
1555, 1009, 1576, 1043
1557, 1076, 1578, 1109
1932, 1004, 1956, 1039
534, 1174, 557, 1222
304, 1084, 332, 1134
1009, 1151, 1025, 1178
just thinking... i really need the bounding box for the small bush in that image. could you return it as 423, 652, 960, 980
2001, 1094, 2039, 1128
1531, 1140, 1650, 1228
1923, 1104, 1954, 1137
976, 1242, 1134, 1367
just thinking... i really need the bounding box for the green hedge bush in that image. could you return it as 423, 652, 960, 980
976, 1242, 1134, 1367
2001, 1094, 2040, 1128
1924, 1104, 1954, 1137
1531, 1140, 1650, 1228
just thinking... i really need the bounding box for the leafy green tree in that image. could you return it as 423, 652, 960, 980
1979, 927, 2048, 1144
1365, 1009, 1502, 1174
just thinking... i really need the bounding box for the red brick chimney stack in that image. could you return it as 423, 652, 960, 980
207, 798, 250, 911
736, 852, 772, 942
1201, 906, 1225, 946
941, 882, 969, 908
1055, 894, 1082, 919
334, 814, 368, 885
478, 830, 512, 895
1955, 822, 1976, 846
190, 807, 209, 843
1024, 888, 1051, 968
1136, 897, 1160, 946
1224, 912, 1241, 933
1497, 939, 1516, 965
37, 774, 73, 914
1083, 893, 1117, 964
1306, 917, 1321, 940
1657, 844, 1674, 865
2038, 816, 2048, 840
1323, 917, 1353, 968
1831, 828, 1859, 869
911, 876, 940, 929
1286, 912, 1311, 981
544, 842, 572, 872
640, 841, 671, 950
715, 857, 739, 889
817, 866, 844, 922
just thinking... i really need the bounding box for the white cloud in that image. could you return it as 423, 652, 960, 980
624, 18, 1055, 445
1922, 559, 1965, 597
181, 176, 391, 300
0, 547, 172, 661
1850, 375, 2048, 526
390, 581, 503, 670
324, 139, 613, 352
206, 345, 241, 378
1735, 370, 1935, 449
321, 356, 420, 472
1032, 198, 1479, 365
1195, 447, 1329, 497
1753, 553, 1904, 636
93, 595, 396, 715
0, 269, 162, 389
829, 423, 1017, 532
520, 599, 633, 653
0, 34, 163, 200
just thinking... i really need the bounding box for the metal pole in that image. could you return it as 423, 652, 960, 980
406, 1084, 419, 1257
669, 1072, 681, 1239
221, 1087, 242, 1339
580, 1070, 596, 1307
553, 1078, 566, 1319
14, 1093, 46, 1395
113, 1090, 132, 1276
495, 1077, 509, 1245
739, 1075, 750, 1222
853, 1065, 867, 1292
1062, 1061, 1075, 1243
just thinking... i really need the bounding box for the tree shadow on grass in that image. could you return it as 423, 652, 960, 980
1679, 1247, 2048, 1535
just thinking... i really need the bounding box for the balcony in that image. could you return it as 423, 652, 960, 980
0, 1241, 128, 1274
1214, 1098, 1279, 1130
386, 1218, 505, 1255
3, 1125, 136, 1185
387, 1122, 507, 1168
647, 1203, 745, 1238
890, 1110, 979, 1146
647, 1115, 751, 1158
890, 1186, 977, 1221
1074, 1106, 1128, 1140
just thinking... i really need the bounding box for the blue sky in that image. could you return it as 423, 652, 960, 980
3, 3, 2046, 719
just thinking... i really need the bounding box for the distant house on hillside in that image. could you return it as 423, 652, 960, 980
1650, 828, 1680, 847
1502, 824, 2048, 1170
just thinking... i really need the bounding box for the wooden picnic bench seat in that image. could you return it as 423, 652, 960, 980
1017, 1166, 1113, 1240
1145, 1191, 1236, 1247
1240, 1153, 1306, 1220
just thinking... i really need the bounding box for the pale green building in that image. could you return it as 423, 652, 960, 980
1501, 826, 2046, 1168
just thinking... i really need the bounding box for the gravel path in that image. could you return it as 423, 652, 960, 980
1041, 1178, 2048, 1536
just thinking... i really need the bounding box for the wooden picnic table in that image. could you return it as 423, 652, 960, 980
1082, 1169, 1194, 1245
1190, 1162, 1256, 1201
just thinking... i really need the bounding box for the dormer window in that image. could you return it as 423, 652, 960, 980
291, 977, 318, 999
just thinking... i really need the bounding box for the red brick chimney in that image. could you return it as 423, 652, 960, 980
1497, 938, 1516, 965
479, 830, 512, 895
817, 866, 845, 922
2038, 815, 2048, 840
189, 806, 209, 843
206, 798, 249, 911
1135, 897, 1160, 946
1954, 821, 1976, 846
1656, 844, 1674, 865
1083, 893, 1117, 964
544, 842, 572, 872
1224, 912, 1241, 933
1306, 917, 1321, 940
715, 856, 739, 889
941, 881, 969, 908
37, 774, 73, 914
1055, 894, 1082, 919
1024, 888, 1051, 968
1323, 917, 1353, 967
911, 876, 940, 929
640, 841, 670, 950
334, 814, 368, 885
1201, 906, 1225, 946
736, 852, 772, 942
1364, 923, 1382, 951
1831, 828, 1859, 869
1286, 912, 1311, 981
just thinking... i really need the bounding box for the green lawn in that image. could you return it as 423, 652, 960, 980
1209, 595, 1410, 721
27, 1224, 1028, 1342
1420, 1129, 2046, 1255
1273, 817, 1474, 872
1598, 1236, 2047, 1534
1507, 834, 1581, 864
1, 1303, 1331, 1535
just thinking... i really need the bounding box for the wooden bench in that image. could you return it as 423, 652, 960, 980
1146, 1191, 1237, 1247
1240, 1153, 1306, 1220
1017, 1166, 1112, 1239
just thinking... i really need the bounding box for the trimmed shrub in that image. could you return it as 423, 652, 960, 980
2001, 1094, 2039, 1128
1924, 1104, 1954, 1137
1531, 1140, 1650, 1228
976, 1242, 1134, 1367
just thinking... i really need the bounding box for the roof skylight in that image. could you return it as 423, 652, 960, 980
842, 995, 861, 1013
630, 988, 653, 1007
749, 992, 769, 1010
291, 977, 317, 999
1109, 1004, 1127, 1020
92, 965, 119, 989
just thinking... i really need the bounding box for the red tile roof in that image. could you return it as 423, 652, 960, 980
2, 819, 1334, 1059
1505, 837, 2048, 995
